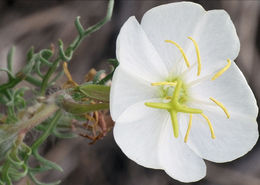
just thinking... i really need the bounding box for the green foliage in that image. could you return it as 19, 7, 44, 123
0, 141, 31, 184
0, 125, 19, 161
0, 0, 115, 184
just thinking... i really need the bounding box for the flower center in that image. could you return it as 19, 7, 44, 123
145, 37, 231, 143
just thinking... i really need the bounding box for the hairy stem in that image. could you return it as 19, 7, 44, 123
19, 103, 59, 133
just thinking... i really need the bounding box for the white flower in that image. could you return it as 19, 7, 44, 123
110, 2, 259, 182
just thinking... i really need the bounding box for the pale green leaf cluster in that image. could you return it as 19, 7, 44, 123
0, 0, 115, 184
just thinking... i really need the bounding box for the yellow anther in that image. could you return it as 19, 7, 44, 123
210, 97, 230, 118
212, 59, 231, 80
151, 82, 177, 86
188, 36, 201, 76
184, 114, 193, 143
165, 40, 190, 68
201, 113, 216, 139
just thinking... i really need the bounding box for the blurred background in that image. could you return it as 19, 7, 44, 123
0, 0, 259, 185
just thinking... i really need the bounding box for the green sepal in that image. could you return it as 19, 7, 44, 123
78, 84, 110, 102
62, 100, 109, 115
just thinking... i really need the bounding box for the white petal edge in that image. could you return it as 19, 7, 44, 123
116, 16, 168, 82
113, 101, 169, 169
184, 61, 258, 162
180, 107, 258, 163
159, 116, 206, 182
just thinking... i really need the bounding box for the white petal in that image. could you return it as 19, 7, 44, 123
190, 9, 240, 78
141, 2, 206, 72
189, 62, 258, 119
110, 66, 159, 121
116, 16, 168, 82
159, 116, 206, 182
183, 63, 259, 162
141, 2, 239, 78
113, 103, 168, 169
116, 98, 162, 123
180, 107, 258, 162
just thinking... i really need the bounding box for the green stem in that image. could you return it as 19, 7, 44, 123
25, 75, 42, 86
7, 47, 15, 81
40, 0, 114, 95
71, 0, 114, 51
0, 78, 23, 92
1, 160, 12, 185
82, 0, 114, 38
40, 59, 60, 95
31, 110, 61, 149
1, 135, 24, 184
19, 103, 59, 132
31, 110, 63, 172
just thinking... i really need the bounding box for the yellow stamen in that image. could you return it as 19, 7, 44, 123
63, 62, 78, 86
151, 82, 177, 86
210, 97, 230, 118
63, 62, 73, 81
184, 114, 193, 143
188, 36, 201, 76
212, 59, 231, 80
85, 114, 95, 122
165, 40, 190, 68
93, 111, 99, 137
201, 113, 216, 139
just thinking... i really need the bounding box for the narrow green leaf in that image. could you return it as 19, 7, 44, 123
58, 40, 73, 61
7, 47, 15, 79
75, 16, 85, 36
40, 49, 53, 61
26, 47, 34, 62
25, 75, 42, 86
83, 0, 114, 36
0, 69, 15, 80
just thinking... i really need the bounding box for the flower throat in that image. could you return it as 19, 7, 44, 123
145, 36, 231, 143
